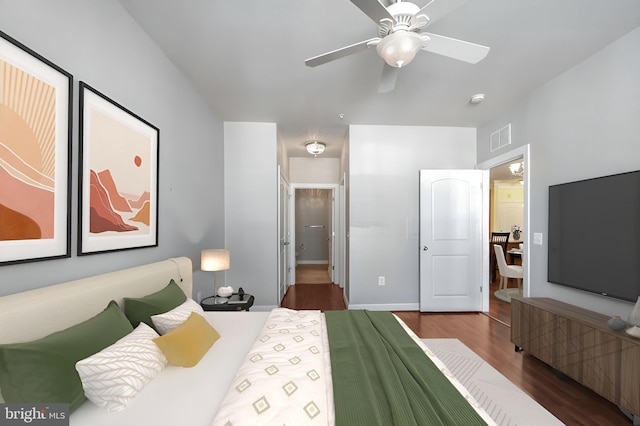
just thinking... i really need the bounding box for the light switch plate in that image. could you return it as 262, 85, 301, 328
533, 233, 543, 245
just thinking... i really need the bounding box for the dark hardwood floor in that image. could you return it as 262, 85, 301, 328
295, 264, 332, 284
280, 283, 631, 426
280, 283, 346, 311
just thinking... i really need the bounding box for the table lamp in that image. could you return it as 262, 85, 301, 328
201, 249, 230, 298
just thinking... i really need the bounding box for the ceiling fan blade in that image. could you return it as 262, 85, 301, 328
350, 0, 395, 25
416, 0, 471, 25
305, 38, 380, 67
421, 32, 490, 64
378, 63, 399, 93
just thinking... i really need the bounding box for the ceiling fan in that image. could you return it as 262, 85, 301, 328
304, 0, 490, 93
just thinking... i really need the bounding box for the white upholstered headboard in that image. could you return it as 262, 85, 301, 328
0, 257, 192, 345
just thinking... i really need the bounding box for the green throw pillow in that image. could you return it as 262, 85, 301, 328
124, 279, 187, 330
0, 300, 133, 412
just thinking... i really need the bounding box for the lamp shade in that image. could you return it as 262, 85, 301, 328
201, 249, 230, 272
376, 31, 424, 68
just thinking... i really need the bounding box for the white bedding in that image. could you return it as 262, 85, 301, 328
212, 309, 333, 425
71, 311, 269, 426
210, 309, 495, 426
69, 309, 495, 426
0, 258, 502, 425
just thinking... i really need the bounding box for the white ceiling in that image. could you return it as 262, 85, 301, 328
118, 0, 640, 158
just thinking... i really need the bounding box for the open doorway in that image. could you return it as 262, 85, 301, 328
488, 159, 524, 324
288, 183, 342, 288
478, 145, 530, 326
295, 188, 333, 283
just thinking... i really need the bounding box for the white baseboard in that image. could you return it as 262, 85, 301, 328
296, 260, 329, 265
347, 303, 419, 311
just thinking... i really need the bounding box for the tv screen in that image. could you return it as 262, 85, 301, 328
548, 170, 640, 302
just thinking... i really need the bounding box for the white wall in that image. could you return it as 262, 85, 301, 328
224, 122, 278, 310
289, 157, 340, 183
349, 125, 477, 309
0, 0, 224, 298
478, 27, 640, 318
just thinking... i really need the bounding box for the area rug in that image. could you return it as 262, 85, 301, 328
494, 288, 521, 303
421, 338, 562, 426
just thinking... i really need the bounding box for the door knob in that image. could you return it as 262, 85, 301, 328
423, 246, 429, 251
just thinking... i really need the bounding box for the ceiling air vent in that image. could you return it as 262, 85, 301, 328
490, 123, 511, 152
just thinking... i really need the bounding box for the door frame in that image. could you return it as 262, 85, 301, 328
277, 167, 291, 302
477, 144, 530, 312
289, 183, 342, 286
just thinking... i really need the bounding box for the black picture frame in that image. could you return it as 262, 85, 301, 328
78, 82, 159, 255
0, 30, 72, 265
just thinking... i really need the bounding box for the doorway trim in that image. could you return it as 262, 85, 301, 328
289, 183, 342, 287
277, 167, 291, 303
477, 144, 530, 313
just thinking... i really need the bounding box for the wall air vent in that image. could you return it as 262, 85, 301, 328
490, 123, 511, 152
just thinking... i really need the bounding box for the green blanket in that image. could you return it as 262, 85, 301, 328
325, 310, 487, 426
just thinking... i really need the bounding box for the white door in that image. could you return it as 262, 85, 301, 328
328, 189, 335, 283
278, 172, 290, 303
419, 170, 486, 312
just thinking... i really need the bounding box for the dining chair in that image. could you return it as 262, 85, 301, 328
490, 232, 510, 281
494, 244, 523, 292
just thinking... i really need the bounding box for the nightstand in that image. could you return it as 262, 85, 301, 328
200, 293, 254, 311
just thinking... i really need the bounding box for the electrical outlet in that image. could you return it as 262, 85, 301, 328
378, 276, 385, 286
533, 233, 543, 245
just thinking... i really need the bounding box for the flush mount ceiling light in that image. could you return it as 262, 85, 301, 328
470, 93, 485, 104
509, 161, 524, 177
305, 141, 326, 156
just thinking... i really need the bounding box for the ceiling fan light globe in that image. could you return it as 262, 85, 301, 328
376, 31, 423, 68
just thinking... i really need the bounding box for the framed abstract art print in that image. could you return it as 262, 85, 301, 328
78, 82, 159, 255
0, 31, 72, 265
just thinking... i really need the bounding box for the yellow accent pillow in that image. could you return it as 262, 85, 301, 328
152, 312, 220, 367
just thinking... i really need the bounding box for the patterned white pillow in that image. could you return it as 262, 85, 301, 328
151, 298, 205, 335
75, 322, 167, 412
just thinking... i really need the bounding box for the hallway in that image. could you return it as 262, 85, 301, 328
280, 283, 345, 311
295, 264, 332, 284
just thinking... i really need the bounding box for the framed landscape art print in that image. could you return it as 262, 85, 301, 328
78, 82, 159, 255
0, 31, 72, 265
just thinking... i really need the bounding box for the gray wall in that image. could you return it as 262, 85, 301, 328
0, 0, 224, 298
224, 122, 278, 310
478, 26, 640, 318
349, 125, 477, 309
289, 158, 340, 183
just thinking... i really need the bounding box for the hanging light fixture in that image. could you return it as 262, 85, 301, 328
376, 31, 425, 68
509, 161, 524, 177
305, 141, 326, 156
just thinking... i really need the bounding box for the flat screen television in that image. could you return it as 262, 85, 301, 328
548, 170, 640, 302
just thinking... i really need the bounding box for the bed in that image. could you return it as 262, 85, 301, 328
0, 257, 517, 425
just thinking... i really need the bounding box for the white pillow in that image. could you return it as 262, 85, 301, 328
75, 322, 167, 412
151, 298, 205, 335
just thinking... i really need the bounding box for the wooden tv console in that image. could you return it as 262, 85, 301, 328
511, 297, 640, 419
